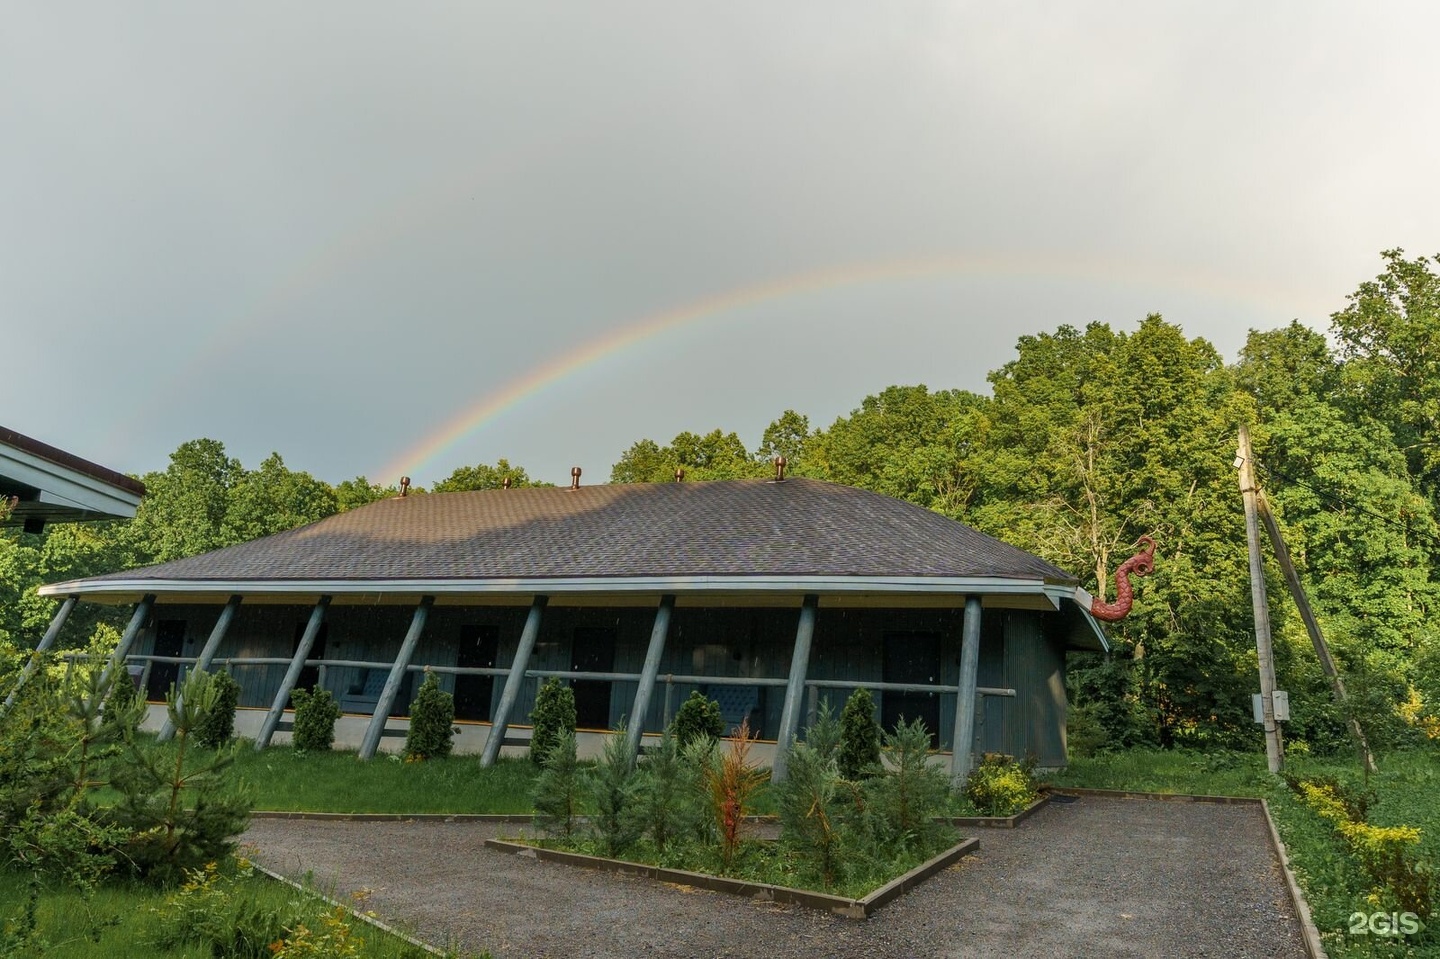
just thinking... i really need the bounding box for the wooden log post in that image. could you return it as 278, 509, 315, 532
625, 594, 675, 764
1256, 488, 1377, 772
1238, 426, 1283, 774
158, 594, 243, 742
951, 595, 983, 787
2, 593, 78, 715
255, 596, 331, 750
771, 594, 819, 783
481, 595, 548, 768
359, 596, 434, 760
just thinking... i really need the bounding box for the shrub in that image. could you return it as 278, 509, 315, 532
290, 686, 341, 752
670, 691, 724, 750
1065, 699, 1108, 759
404, 671, 456, 761
964, 752, 1038, 817
704, 718, 766, 870
151, 857, 308, 959
867, 718, 952, 850
776, 739, 847, 888
1294, 778, 1434, 916
532, 730, 581, 840
587, 724, 644, 857
529, 678, 576, 765
837, 688, 881, 780
195, 670, 242, 749
802, 699, 841, 762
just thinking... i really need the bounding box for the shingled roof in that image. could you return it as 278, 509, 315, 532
44, 478, 1079, 595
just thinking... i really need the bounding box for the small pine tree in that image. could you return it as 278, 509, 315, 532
289, 686, 340, 752
195, 671, 241, 749
865, 717, 952, 853
109, 670, 253, 884
529, 678, 576, 765
587, 724, 644, 857
404, 671, 456, 761
776, 740, 848, 888
837, 688, 881, 780
670, 691, 724, 749
634, 731, 699, 855
532, 730, 581, 839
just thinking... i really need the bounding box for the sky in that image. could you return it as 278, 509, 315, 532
4, 4, 1438, 489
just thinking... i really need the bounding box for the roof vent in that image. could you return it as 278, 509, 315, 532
674, 467, 685, 482
502, 476, 512, 490
570, 466, 582, 490
399, 476, 411, 497
773, 456, 787, 482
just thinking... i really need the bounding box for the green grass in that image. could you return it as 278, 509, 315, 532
1047, 748, 1440, 957
224, 746, 542, 814
0, 866, 453, 958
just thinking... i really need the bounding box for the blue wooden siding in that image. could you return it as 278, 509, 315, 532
141, 600, 1071, 762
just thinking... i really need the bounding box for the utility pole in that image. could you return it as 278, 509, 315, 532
1255, 486, 1378, 772
1237, 426, 1283, 773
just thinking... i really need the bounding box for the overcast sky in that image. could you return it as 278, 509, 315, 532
4, 4, 1437, 488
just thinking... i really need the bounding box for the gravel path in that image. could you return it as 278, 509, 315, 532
243, 796, 1305, 958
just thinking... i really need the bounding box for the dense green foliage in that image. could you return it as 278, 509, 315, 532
403, 671, 456, 761
670, 690, 725, 749
289, 686, 341, 753
528, 678, 576, 765
532, 730, 581, 840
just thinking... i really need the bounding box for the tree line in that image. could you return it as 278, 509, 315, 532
3, 249, 1438, 755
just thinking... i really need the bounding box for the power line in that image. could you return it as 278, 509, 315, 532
1250, 458, 1440, 552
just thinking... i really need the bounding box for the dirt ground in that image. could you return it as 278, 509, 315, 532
244, 795, 1306, 959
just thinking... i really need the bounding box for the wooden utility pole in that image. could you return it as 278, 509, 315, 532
1238, 426, 1284, 773
1255, 487, 1378, 772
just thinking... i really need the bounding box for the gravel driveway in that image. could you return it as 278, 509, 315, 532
243, 796, 1305, 958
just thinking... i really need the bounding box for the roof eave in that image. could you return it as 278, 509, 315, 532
41, 573, 1065, 604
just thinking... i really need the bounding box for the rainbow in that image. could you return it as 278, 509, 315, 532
371, 250, 1301, 485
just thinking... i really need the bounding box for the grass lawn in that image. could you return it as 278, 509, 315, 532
0, 866, 458, 959
1047, 748, 1440, 957
227, 746, 542, 815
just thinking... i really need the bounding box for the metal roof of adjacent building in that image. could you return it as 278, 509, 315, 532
1, 425, 145, 530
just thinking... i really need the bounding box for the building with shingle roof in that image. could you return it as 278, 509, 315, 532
38, 475, 1106, 775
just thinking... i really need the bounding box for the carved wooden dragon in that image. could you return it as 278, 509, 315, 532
1090, 535, 1156, 622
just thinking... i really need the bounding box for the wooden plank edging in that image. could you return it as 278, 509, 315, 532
483, 837, 978, 919
947, 793, 1051, 828
1260, 798, 1328, 959
249, 861, 445, 956
1044, 786, 1261, 804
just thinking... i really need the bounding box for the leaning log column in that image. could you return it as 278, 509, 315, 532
359, 596, 434, 760
771, 594, 819, 783
96, 593, 156, 701
2, 593, 78, 714
625, 594, 675, 764
481, 595, 548, 767
255, 595, 331, 750
158, 594, 243, 742
951, 595, 982, 786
